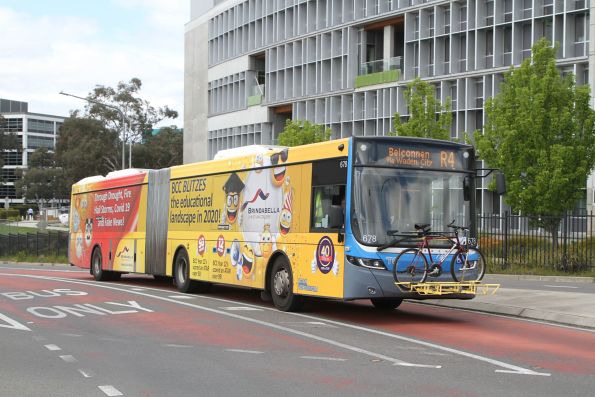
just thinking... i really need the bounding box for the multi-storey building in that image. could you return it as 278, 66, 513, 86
0, 98, 64, 203
185, 0, 593, 213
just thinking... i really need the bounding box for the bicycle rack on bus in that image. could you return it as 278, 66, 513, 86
394, 281, 501, 296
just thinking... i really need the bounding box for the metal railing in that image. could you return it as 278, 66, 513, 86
478, 212, 594, 272
0, 231, 69, 258
359, 56, 402, 76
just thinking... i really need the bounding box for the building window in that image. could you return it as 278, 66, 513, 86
503, 26, 512, 64
2, 151, 23, 166
523, 0, 532, 19
543, 0, 554, 15
522, 23, 532, 60
485, 29, 493, 67
429, 11, 434, 37
486, 0, 494, 25
459, 5, 467, 30
444, 8, 450, 34
476, 79, 483, 108
0, 118, 23, 133
413, 14, 419, 39
27, 136, 54, 150
504, 0, 512, 22
28, 119, 55, 134
0, 185, 17, 199
575, 15, 587, 56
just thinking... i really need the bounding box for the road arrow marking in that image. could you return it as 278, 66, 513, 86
0, 312, 31, 331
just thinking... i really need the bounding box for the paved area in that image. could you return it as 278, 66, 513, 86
418, 274, 595, 329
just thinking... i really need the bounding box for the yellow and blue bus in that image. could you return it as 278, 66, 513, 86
69, 136, 479, 311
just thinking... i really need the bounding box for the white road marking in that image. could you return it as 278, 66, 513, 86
61, 333, 82, 337
279, 321, 336, 328
131, 288, 146, 291
44, 344, 61, 351
496, 369, 550, 376
78, 369, 95, 378
0, 313, 31, 331
543, 285, 579, 289
27, 322, 34, 324
301, 356, 347, 362
14, 274, 437, 369
221, 306, 263, 311
164, 344, 193, 348
0, 266, 85, 273
98, 385, 123, 396
226, 349, 264, 354
59, 355, 78, 363
168, 295, 195, 299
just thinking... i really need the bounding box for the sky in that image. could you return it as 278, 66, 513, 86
0, 0, 188, 127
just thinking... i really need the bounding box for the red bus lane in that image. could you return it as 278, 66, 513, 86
302, 299, 595, 376
3, 267, 594, 378
0, 269, 340, 357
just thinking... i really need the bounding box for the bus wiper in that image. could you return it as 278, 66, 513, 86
377, 231, 411, 252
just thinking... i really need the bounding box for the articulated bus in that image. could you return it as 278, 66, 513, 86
69, 136, 479, 311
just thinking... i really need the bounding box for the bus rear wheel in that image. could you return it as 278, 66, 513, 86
92, 248, 108, 281
270, 256, 302, 312
174, 249, 211, 293
370, 298, 403, 311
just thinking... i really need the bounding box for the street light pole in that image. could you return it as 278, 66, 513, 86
59, 91, 130, 169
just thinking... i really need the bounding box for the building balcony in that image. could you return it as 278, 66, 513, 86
247, 84, 265, 107
355, 56, 402, 88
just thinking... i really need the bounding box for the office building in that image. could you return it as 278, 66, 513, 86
0, 98, 65, 204
185, 0, 593, 213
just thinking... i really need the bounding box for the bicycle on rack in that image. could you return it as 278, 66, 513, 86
390, 221, 486, 285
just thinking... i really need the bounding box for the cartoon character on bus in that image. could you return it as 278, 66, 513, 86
259, 224, 274, 260
222, 173, 245, 225
270, 148, 288, 187
279, 181, 293, 235
84, 218, 93, 246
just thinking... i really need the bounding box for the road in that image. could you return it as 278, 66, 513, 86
1, 263, 593, 397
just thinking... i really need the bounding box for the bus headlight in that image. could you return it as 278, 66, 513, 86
346, 255, 386, 270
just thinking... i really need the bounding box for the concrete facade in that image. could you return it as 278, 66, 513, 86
185, 0, 592, 213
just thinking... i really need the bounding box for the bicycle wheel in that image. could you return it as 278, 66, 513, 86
393, 248, 428, 285
450, 248, 486, 282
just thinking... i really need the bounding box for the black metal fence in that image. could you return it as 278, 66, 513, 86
478, 212, 595, 272
0, 232, 69, 258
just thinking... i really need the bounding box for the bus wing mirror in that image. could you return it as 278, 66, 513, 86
463, 176, 471, 201
495, 172, 506, 195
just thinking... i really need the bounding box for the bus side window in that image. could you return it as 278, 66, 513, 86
310, 158, 347, 232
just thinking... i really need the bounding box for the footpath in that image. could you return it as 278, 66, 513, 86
419, 274, 595, 329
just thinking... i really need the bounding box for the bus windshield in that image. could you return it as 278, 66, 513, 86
351, 167, 471, 246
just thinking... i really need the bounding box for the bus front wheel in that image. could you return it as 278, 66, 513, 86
270, 257, 303, 312
370, 298, 403, 311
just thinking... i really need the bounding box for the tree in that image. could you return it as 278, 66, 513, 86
85, 78, 178, 148
55, 114, 120, 188
132, 127, 183, 169
475, 39, 595, 245
277, 120, 332, 147
15, 148, 69, 211
390, 77, 452, 140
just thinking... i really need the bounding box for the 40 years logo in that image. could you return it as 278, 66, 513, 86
311, 236, 340, 276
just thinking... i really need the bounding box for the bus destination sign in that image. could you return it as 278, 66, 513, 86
356, 140, 470, 171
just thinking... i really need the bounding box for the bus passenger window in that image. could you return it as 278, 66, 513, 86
311, 185, 345, 230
